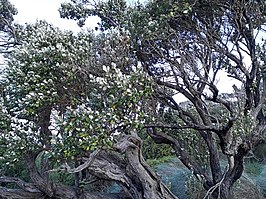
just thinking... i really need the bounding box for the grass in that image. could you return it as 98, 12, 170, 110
146, 155, 176, 167
232, 176, 264, 199
244, 161, 263, 175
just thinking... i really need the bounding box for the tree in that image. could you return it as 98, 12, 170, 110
0, 18, 178, 199
0, 0, 19, 53
1, 0, 266, 198
59, 0, 266, 198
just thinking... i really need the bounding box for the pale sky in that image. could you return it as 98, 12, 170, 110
0, 0, 99, 78
9, 0, 100, 31
5, 0, 245, 98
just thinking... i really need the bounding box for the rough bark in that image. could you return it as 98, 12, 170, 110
0, 152, 131, 199
0, 133, 178, 199
58, 0, 266, 198
0, 176, 44, 199
115, 133, 178, 199
87, 133, 178, 199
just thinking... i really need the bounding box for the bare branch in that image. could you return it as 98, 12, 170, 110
47, 149, 100, 174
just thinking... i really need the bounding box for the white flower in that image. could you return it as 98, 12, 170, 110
111, 62, 116, 67
102, 65, 109, 72
56, 43, 63, 49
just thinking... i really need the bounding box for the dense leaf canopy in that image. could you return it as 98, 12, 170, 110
0, 0, 266, 199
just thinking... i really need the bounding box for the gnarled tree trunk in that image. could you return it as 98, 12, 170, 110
87, 133, 178, 199
0, 133, 178, 199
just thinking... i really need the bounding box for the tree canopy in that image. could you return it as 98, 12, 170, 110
0, 0, 19, 52
0, 0, 266, 199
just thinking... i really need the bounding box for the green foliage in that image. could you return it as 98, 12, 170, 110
2, 21, 94, 158
152, 105, 209, 168
0, 156, 30, 182
60, 0, 127, 28
141, 133, 173, 160
0, 0, 21, 52
0, 95, 11, 132
185, 174, 206, 199
179, 130, 209, 168
5, 20, 93, 116
2, 19, 153, 165
49, 172, 75, 186
146, 155, 175, 167
2, 1, 266, 197
55, 66, 151, 159
0, 0, 17, 32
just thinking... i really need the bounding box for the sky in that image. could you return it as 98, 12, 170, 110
5, 0, 245, 99
9, 0, 100, 31
0, 0, 99, 78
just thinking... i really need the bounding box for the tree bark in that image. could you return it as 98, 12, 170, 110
87, 133, 178, 199
116, 133, 178, 199
0, 133, 179, 199
203, 141, 249, 199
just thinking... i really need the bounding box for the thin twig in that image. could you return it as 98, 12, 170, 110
203, 166, 228, 199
